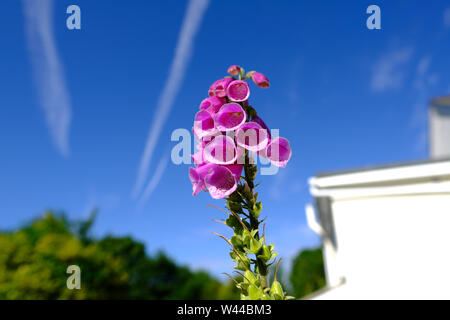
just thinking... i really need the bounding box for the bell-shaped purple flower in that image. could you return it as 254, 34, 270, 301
263, 137, 292, 168
193, 110, 217, 139
208, 78, 233, 98
204, 165, 238, 199
189, 163, 218, 196
214, 103, 247, 131
226, 80, 250, 102
199, 96, 226, 114
203, 135, 239, 165
235, 121, 269, 152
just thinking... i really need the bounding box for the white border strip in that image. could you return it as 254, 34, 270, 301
310, 181, 450, 200
309, 161, 450, 189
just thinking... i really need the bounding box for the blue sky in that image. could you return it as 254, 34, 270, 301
1, 0, 449, 277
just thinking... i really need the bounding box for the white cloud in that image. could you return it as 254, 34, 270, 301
132, 0, 209, 199
410, 55, 439, 154
22, 0, 72, 156
416, 56, 431, 77
444, 8, 450, 28
370, 47, 414, 92
414, 56, 432, 90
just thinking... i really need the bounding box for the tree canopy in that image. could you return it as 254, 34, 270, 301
0, 211, 238, 300
0, 210, 326, 299
289, 247, 326, 299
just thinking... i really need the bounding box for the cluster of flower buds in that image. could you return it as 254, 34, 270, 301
189, 66, 292, 199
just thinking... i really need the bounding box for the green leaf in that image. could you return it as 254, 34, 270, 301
248, 285, 262, 300
257, 244, 271, 262
248, 237, 262, 254
230, 235, 243, 249
270, 252, 279, 261
270, 280, 284, 299
225, 214, 241, 231
227, 191, 242, 203
244, 270, 256, 284
252, 202, 262, 218
227, 201, 243, 215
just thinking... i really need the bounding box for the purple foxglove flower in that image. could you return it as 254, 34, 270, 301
251, 72, 270, 88
189, 163, 218, 196
263, 137, 292, 167
204, 165, 238, 199
235, 121, 269, 152
199, 96, 226, 114
225, 164, 244, 183
208, 78, 233, 98
204, 135, 238, 165
214, 103, 247, 131
226, 80, 250, 102
193, 110, 217, 139
227, 65, 241, 76
252, 115, 271, 139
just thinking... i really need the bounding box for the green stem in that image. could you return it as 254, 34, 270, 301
243, 150, 268, 289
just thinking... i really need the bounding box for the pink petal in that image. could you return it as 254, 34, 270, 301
189, 163, 215, 196
225, 164, 244, 183
251, 72, 270, 88
193, 110, 218, 139
208, 78, 233, 98
265, 137, 292, 167
227, 65, 241, 76
226, 80, 250, 102
235, 121, 269, 152
203, 135, 238, 165
199, 96, 226, 114
191, 149, 204, 167
205, 165, 238, 199
252, 115, 271, 139
214, 103, 247, 131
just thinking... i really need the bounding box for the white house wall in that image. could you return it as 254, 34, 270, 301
330, 193, 450, 299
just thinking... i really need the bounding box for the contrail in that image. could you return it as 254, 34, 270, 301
22, 0, 72, 156
132, 0, 210, 199
137, 154, 170, 210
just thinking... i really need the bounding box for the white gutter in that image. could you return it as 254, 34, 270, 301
310, 181, 450, 200
309, 161, 450, 189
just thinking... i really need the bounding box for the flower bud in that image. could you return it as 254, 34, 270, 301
251, 72, 270, 88
227, 65, 241, 76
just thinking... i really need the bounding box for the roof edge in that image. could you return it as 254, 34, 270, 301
310, 158, 450, 189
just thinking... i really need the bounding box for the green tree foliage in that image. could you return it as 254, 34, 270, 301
0, 211, 239, 300
289, 247, 326, 299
